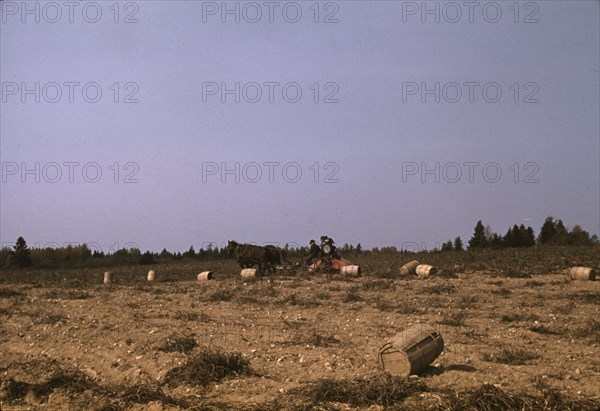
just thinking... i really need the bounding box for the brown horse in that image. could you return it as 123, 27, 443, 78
227, 240, 274, 276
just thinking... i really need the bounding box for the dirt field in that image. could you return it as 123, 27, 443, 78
1, 247, 599, 410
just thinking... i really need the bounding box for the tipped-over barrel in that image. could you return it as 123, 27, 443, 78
566, 267, 596, 281
400, 260, 419, 276
197, 271, 214, 282
416, 264, 437, 278
378, 323, 444, 378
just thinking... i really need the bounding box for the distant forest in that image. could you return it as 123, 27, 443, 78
2, 216, 597, 270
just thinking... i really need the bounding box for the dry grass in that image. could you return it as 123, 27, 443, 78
1, 360, 94, 402
163, 348, 253, 387
174, 310, 212, 322
493, 345, 538, 365
440, 311, 466, 327
529, 325, 561, 335
117, 382, 182, 406
423, 284, 455, 294
278, 293, 321, 308
0, 358, 187, 409
287, 372, 426, 408
41, 289, 93, 300
204, 289, 234, 302
432, 383, 598, 411
490, 287, 512, 297
574, 319, 600, 343
362, 279, 395, 291
342, 286, 364, 303
0, 287, 24, 297
157, 334, 198, 354
306, 332, 340, 347
496, 268, 531, 279
457, 294, 478, 308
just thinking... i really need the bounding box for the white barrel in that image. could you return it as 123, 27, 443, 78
416, 265, 437, 278
567, 267, 596, 281
241, 268, 257, 278
103, 271, 111, 284
400, 260, 419, 276
147, 270, 156, 282
340, 265, 361, 276
197, 271, 214, 282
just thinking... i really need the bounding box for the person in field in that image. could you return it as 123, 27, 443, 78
305, 239, 321, 265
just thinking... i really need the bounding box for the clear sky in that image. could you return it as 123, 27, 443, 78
1, 0, 599, 253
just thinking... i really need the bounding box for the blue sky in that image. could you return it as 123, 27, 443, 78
1, 1, 599, 253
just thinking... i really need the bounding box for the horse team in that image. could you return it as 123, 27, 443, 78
226, 240, 292, 276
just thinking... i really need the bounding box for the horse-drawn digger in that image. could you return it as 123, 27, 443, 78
228, 237, 360, 277
306, 236, 361, 275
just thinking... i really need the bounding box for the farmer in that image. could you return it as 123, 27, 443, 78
305, 239, 322, 265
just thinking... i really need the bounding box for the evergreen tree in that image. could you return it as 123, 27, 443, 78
512, 225, 522, 247
13, 236, 32, 267
503, 227, 514, 247
552, 219, 569, 245
484, 225, 494, 244
568, 225, 592, 245
525, 226, 536, 247
441, 240, 453, 251
491, 233, 503, 247
159, 248, 171, 258
183, 245, 196, 258
453, 236, 464, 251
468, 220, 487, 249
538, 216, 556, 244
140, 251, 155, 265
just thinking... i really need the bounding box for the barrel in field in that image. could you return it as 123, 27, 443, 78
197, 271, 214, 282
240, 268, 258, 278
378, 323, 444, 378
147, 270, 156, 282
340, 265, 361, 276
416, 264, 437, 278
566, 267, 596, 281
400, 260, 419, 276
103, 271, 111, 284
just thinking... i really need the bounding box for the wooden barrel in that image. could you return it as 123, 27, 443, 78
567, 267, 596, 281
240, 268, 257, 278
378, 323, 444, 378
197, 271, 214, 282
416, 264, 437, 278
147, 270, 156, 282
103, 271, 111, 284
400, 260, 419, 276
340, 265, 361, 276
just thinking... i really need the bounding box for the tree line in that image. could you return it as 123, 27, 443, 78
2, 217, 597, 269
457, 216, 598, 250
